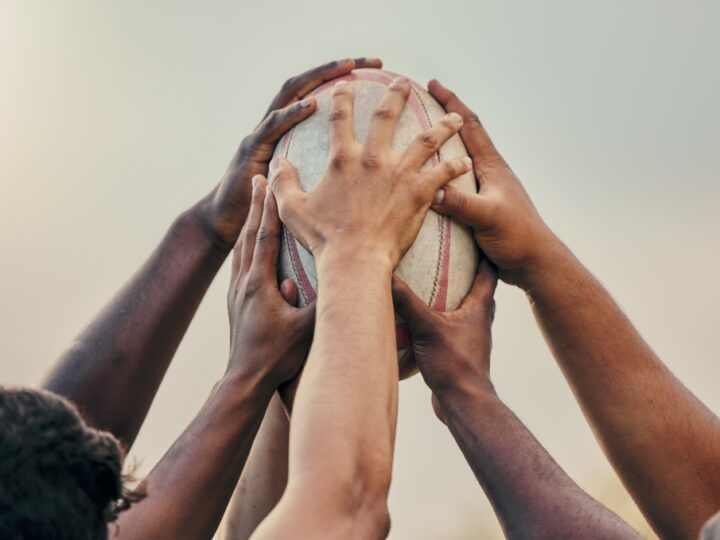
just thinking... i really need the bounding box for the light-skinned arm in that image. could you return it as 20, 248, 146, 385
42, 58, 382, 449
425, 79, 720, 539
251, 77, 473, 539
393, 259, 640, 539
113, 177, 314, 540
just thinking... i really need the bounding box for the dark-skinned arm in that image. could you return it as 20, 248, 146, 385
42, 58, 382, 449
426, 79, 720, 539
114, 177, 314, 540
393, 259, 641, 539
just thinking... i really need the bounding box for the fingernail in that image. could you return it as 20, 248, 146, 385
252, 175, 261, 189
335, 80, 348, 89
390, 76, 408, 88
300, 97, 314, 108
367, 57, 382, 65
432, 189, 445, 205
462, 156, 472, 168
447, 112, 463, 127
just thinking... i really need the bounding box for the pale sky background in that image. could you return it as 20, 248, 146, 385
1, 1, 719, 538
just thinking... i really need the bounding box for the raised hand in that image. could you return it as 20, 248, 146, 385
197, 57, 383, 250
427, 79, 559, 288
392, 258, 641, 539
227, 176, 315, 390
268, 77, 473, 269
392, 257, 497, 403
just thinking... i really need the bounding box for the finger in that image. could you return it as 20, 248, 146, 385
280, 278, 299, 306
391, 277, 436, 333
420, 156, 473, 194
365, 77, 410, 153
400, 112, 464, 171
265, 57, 382, 114
459, 257, 498, 320
252, 98, 317, 153
232, 175, 267, 279
430, 184, 490, 228
328, 80, 356, 161
268, 157, 307, 227
427, 79, 506, 169
251, 184, 283, 278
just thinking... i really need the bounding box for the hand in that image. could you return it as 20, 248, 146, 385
197, 57, 383, 250
427, 80, 561, 288
268, 77, 474, 270
392, 257, 498, 419
226, 175, 315, 391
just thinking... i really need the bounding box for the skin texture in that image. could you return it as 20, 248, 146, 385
426, 79, 720, 540
219, 394, 290, 540
41, 57, 382, 450
112, 178, 314, 540
251, 77, 471, 540
393, 259, 641, 539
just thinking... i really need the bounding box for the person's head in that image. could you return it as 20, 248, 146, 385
0, 387, 124, 540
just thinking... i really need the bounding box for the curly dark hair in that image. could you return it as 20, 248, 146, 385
0, 387, 128, 540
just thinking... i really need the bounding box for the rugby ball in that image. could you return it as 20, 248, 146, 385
273, 69, 479, 379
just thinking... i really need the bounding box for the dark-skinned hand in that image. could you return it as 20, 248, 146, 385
196, 57, 383, 251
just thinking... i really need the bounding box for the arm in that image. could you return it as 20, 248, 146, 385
427, 80, 720, 539
252, 77, 472, 539
393, 261, 640, 539
219, 394, 290, 540
42, 58, 382, 449
114, 177, 314, 540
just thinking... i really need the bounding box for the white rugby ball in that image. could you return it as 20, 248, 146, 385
273, 69, 479, 379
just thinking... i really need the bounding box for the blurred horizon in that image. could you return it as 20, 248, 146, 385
1, 1, 719, 538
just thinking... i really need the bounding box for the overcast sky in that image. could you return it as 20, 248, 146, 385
1, 1, 718, 538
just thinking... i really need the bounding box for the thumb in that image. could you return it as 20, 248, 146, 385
392, 277, 435, 333
431, 184, 488, 229
269, 157, 306, 223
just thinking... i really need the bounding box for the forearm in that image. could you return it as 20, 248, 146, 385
115, 373, 272, 540
43, 203, 228, 448
525, 240, 720, 537
439, 384, 639, 539
220, 393, 289, 540
291, 255, 396, 491
258, 256, 397, 538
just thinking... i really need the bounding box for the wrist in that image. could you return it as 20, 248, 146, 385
433, 376, 497, 416
192, 192, 242, 254
219, 366, 276, 407
513, 232, 571, 293
316, 245, 394, 279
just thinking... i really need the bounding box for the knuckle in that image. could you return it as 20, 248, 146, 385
329, 108, 350, 122
419, 133, 439, 150
466, 113, 483, 130
373, 105, 395, 121
242, 225, 259, 242
409, 182, 429, 207
330, 146, 351, 169
244, 273, 264, 295
281, 76, 298, 93
442, 159, 461, 178
360, 151, 383, 170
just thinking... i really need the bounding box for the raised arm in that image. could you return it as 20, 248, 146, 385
113, 178, 314, 540
252, 78, 472, 539
393, 259, 640, 539
426, 79, 720, 539
42, 58, 381, 449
